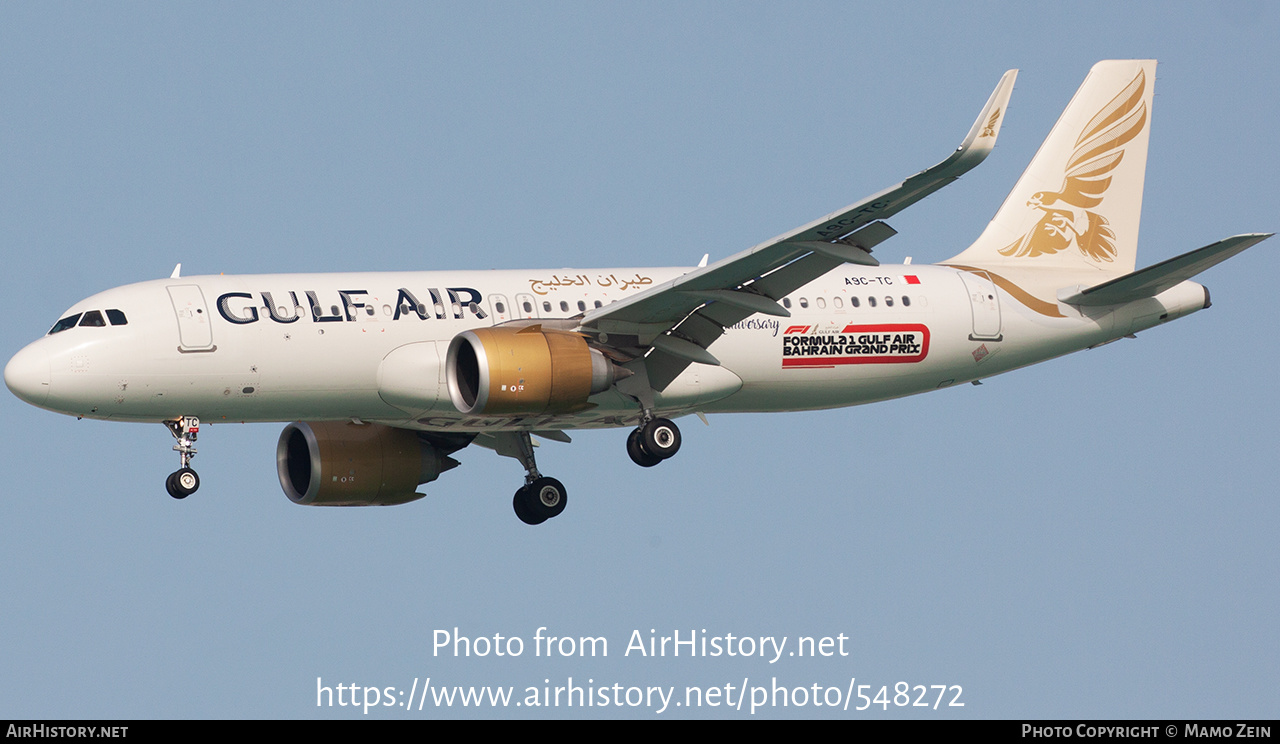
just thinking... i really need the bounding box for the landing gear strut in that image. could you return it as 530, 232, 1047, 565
626, 415, 681, 467
164, 417, 201, 499
497, 431, 567, 525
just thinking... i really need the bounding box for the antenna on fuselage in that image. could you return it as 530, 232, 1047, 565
170, 263, 182, 279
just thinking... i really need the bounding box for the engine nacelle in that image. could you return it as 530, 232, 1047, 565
276, 421, 459, 506
445, 327, 615, 415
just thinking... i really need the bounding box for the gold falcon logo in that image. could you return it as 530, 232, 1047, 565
980, 108, 1001, 138
998, 69, 1147, 262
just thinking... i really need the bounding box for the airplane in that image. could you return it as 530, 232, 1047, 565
4, 60, 1270, 525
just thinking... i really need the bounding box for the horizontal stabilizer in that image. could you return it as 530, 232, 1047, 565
1058, 233, 1272, 306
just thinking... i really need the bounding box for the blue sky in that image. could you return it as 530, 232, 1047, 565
1, 2, 1276, 718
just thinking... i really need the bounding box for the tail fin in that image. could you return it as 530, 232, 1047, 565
946, 60, 1156, 277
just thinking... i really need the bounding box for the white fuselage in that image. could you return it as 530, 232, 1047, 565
6, 262, 1209, 432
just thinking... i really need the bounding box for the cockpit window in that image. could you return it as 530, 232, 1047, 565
106, 309, 128, 326
49, 314, 82, 334
79, 311, 106, 327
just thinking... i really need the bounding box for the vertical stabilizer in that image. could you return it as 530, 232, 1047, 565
946, 60, 1155, 278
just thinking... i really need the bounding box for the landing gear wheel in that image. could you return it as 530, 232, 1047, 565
640, 418, 681, 460
513, 488, 546, 525
627, 429, 662, 467
164, 417, 201, 501
496, 431, 569, 524
166, 467, 200, 499
513, 477, 567, 525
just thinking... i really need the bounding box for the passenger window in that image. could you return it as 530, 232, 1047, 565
885, 296, 894, 307
594, 300, 603, 309
868, 297, 877, 307
560, 301, 569, 312
523, 301, 533, 313
851, 297, 860, 308
543, 301, 552, 312
577, 300, 586, 312
834, 297, 843, 308
495, 302, 506, 314
782, 298, 792, 309
902, 296, 911, 307
799, 298, 809, 309
79, 311, 106, 327
49, 314, 82, 334
816, 297, 826, 309
106, 309, 128, 326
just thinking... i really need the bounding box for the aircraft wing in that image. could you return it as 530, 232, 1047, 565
578, 69, 1018, 390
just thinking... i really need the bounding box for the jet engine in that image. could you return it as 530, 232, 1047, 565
276, 421, 460, 506
445, 326, 616, 415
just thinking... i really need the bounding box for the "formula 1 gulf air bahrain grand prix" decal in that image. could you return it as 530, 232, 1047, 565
781, 323, 930, 368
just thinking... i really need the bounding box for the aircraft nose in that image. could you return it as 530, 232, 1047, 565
5, 343, 51, 407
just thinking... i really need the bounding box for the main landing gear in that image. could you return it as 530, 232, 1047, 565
164, 416, 201, 499
626, 415, 681, 468
501, 431, 567, 526
513, 477, 567, 526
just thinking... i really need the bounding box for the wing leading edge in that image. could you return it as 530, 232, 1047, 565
578, 69, 1019, 391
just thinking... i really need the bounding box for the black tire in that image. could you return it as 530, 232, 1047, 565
513, 488, 546, 525
165, 472, 187, 500
641, 418, 681, 460
525, 476, 567, 521
173, 467, 200, 497
627, 429, 662, 467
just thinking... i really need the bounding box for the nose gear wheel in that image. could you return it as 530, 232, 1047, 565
164, 417, 202, 499
166, 467, 200, 499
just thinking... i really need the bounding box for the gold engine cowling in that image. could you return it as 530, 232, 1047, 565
276, 421, 459, 506
445, 326, 616, 415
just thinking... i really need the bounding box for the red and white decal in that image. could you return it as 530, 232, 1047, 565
782, 323, 930, 368
903, 274, 921, 285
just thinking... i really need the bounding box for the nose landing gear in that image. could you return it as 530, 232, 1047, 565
165, 467, 200, 499
164, 417, 201, 499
